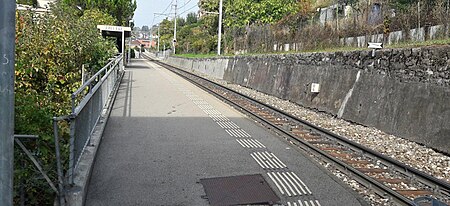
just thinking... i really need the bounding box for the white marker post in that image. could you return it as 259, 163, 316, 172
368, 42, 383, 57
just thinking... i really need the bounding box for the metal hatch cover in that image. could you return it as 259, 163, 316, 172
200, 174, 280, 206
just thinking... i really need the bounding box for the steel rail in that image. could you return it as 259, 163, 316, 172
144, 54, 450, 205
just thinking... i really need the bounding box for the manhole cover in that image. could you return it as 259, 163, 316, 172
200, 174, 280, 206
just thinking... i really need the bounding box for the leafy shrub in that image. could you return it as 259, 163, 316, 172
14, 2, 117, 204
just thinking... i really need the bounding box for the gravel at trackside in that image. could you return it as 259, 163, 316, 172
190, 71, 450, 205
224, 83, 450, 182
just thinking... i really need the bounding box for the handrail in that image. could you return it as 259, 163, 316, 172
72, 54, 122, 98
52, 54, 125, 205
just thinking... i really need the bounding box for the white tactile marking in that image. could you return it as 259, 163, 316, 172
237, 129, 251, 137
225, 129, 251, 137
210, 115, 229, 122
197, 104, 214, 110
281, 172, 302, 195
267, 172, 313, 198
261, 152, 283, 168
237, 139, 250, 148
254, 153, 274, 169
193, 100, 209, 105
286, 172, 307, 194
251, 152, 286, 169
216, 121, 240, 129
251, 139, 266, 148
270, 172, 292, 196
267, 172, 285, 195
243, 139, 259, 148
271, 152, 287, 167
236, 139, 248, 148
251, 153, 270, 168
277, 172, 298, 196
250, 153, 266, 168
225, 129, 237, 137
291, 172, 312, 194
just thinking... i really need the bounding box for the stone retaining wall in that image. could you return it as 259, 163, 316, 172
163, 45, 450, 153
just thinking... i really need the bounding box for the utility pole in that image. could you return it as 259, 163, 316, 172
157, 25, 160, 54
418, 0, 421, 29
0, 0, 16, 205
128, 19, 134, 64
447, 0, 449, 37
173, 0, 177, 54
217, 0, 223, 55
336, 3, 339, 31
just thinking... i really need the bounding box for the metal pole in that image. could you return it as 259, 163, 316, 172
447, 0, 449, 37
418, 1, 420, 29
157, 25, 160, 54
128, 20, 133, 64
0, 0, 16, 205
128, 37, 131, 64
82, 64, 85, 85
173, 0, 177, 54
122, 30, 125, 63
217, 0, 223, 55
53, 118, 65, 206
336, 3, 339, 31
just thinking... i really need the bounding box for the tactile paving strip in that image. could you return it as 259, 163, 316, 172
154, 65, 321, 205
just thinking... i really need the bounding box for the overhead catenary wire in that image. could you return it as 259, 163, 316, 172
178, 0, 193, 10
178, 4, 197, 16
161, 0, 174, 15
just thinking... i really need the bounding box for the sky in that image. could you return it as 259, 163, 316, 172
133, 0, 199, 28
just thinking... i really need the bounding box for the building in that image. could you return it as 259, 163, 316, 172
37, 0, 55, 8
16, 0, 55, 13
131, 39, 154, 48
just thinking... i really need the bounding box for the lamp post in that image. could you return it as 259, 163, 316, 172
0, 0, 16, 205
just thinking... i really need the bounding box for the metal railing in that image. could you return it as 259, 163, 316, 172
14, 135, 60, 206
53, 54, 124, 205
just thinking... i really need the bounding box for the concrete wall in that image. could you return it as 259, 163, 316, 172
340, 25, 448, 49
164, 45, 450, 153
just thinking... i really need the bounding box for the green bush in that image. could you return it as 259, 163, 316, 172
14, 2, 117, 204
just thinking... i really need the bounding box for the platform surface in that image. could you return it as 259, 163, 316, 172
85, 58, 367, 206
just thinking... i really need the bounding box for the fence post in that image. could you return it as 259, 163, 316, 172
53, 118, 66, 206
0, 1, 16, 205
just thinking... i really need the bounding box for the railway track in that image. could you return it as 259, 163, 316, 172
143, 54, 450, 206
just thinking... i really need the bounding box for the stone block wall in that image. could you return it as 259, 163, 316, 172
164, 45, 450, 153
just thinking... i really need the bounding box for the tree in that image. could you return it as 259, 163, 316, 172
142, 25, 150, 31
15, 2, 117, 204
186, 12, 198, 25
63, 0, 137, 25
16, 0, 37, 6
223, 0, 300, 28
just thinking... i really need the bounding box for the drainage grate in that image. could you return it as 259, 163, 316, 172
200, 174, 280, 206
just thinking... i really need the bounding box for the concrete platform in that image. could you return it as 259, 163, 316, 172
85, 59, 368, 206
